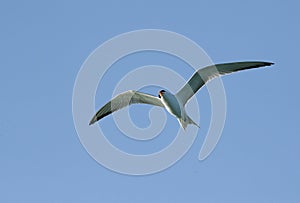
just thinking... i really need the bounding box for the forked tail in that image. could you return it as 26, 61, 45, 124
179, 115, 200, 130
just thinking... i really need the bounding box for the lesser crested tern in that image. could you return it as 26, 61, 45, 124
89, 61, 274, 129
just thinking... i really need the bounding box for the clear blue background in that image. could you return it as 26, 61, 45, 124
1, 0, 299, 202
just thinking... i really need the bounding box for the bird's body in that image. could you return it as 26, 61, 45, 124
159, 90, 199, 129
89, 61, 274, 129
159, 90, 182, 118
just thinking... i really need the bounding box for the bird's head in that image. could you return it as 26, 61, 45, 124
158, 90, 166, 98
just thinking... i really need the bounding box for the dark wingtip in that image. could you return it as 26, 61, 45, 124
89, 117, 96, 126
250, 61, 274, 69
266, 62, 275, 66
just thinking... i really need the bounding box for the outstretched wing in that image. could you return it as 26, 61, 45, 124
176, 61, 274, 105
89, 90, 164, 125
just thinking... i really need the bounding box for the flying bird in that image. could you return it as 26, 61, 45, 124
89, 61, 274, 129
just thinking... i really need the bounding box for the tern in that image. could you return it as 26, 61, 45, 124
89, 61, 273, 129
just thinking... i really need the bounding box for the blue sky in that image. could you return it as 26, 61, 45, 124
1, 0, 299, 202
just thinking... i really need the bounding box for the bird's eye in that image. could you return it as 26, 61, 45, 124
158, 90, 165, 98
160, 90, 166, 94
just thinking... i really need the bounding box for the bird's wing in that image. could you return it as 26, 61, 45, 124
89, 90, 164, 125
176, 61, 274, 105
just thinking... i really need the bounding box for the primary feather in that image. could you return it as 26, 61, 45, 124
175, 61, 274, 104
89, 90, 164, 125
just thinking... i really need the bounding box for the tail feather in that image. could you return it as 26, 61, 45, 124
178, 115, 200, 130
187, 115, 200, 128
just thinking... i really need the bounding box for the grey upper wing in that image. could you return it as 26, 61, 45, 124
175, 61, 274, 105
89, 90, 164, 125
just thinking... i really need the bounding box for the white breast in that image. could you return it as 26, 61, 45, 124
161, 92, 183, 119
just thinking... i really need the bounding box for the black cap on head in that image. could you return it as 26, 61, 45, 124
158, 90, 166, 98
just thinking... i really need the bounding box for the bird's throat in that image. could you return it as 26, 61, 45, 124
161, 94, 182, 118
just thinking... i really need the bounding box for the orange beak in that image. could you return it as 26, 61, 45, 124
158, 90, 166, 98
158, 91, 163, 98
159, 90, 166, 98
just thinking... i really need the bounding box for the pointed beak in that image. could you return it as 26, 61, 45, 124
158, 90, 166, 98
158, 91, 163, 98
